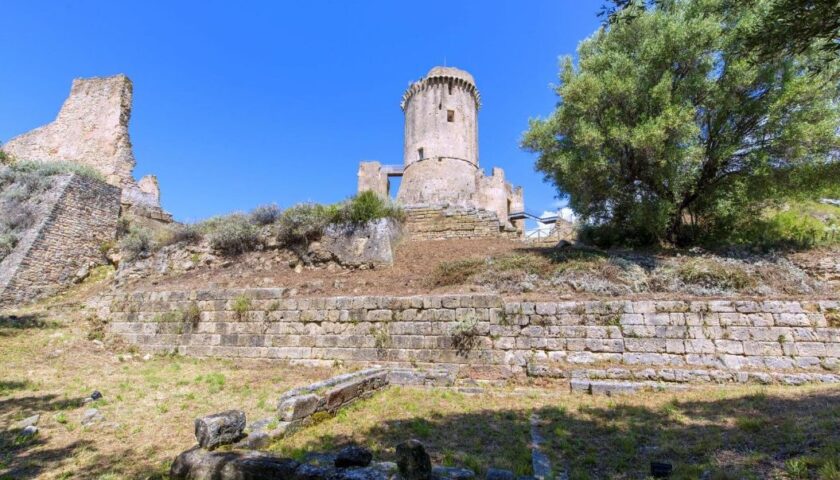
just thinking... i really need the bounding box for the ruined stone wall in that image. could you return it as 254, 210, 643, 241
357, 162, 389, 198
1, 74, 171, 222
0, 174, 120, 306
2, 75, 136, 188
105, 290, 840, 386
402, 206, 518, 241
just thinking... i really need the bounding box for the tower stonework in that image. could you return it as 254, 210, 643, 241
397, 67, 481, 207
357, 66, 525, 238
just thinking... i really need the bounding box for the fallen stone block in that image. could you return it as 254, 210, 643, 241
195, 410, 246, 450
170, 446, 299, 480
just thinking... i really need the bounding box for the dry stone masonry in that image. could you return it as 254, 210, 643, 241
358, 67, 525, 238
1, 74, 171, 223
0, 174, 120, 306
104, 289, 840, 387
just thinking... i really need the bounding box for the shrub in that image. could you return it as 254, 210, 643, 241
160, 224, 202, 247
430, 259, 485, 286
451, 314, 479, 355
202, 214, 261, 256
231, 295, 251, 320
335, 191, 404, 225
250, 204, 282, 226
276, 203, 339, 253
677, 259, 755, 291
0, 233, 17, 261
11, 160, 105, 182
119, 227, 153, 261
0, 149, 11, 165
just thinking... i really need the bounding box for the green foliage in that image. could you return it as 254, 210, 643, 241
119, 227, 153, 261
0, 149, 10, 166
201, 214, 261, 256
184, 302, 201, 327
725, 201, 840, 249
524, 0, 840, 247
335, 191, 404, 225
231, 295, 251, 320
276, 203, 339, 254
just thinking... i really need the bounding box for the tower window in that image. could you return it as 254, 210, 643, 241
448, 82, 453, 95
418, 148, 424, 160
447, 110, 455, 122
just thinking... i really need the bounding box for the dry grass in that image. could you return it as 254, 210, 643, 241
0, 304, 332, 479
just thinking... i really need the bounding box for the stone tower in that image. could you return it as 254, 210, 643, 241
396, 67, 481, 207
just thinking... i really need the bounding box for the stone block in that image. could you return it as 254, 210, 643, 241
194, 410, 246, 450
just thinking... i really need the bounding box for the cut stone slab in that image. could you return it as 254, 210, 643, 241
397, 439, 432, 480
170, 446, 299, 480
279, 393, 321, 421
337, 466, 390, 480
195, 410, 246, 450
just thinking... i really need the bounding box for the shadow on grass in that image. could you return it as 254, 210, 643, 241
271, 387, 840, 480
0, 312, 56, 337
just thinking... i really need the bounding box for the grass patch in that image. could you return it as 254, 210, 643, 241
430, 259, 485, 286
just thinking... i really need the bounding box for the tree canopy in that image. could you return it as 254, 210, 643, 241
524, 0, 840, 247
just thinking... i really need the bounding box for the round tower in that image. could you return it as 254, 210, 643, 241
396, 66, 482, 207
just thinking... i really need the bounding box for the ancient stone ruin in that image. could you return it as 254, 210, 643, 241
1, 74, 171, 223
0, 74, 170, 306
358, 67, 524, 239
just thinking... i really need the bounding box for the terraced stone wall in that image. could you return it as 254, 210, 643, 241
403, 206, 519, 241
104, 289, 840, 386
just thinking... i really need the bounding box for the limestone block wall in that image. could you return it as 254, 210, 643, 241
402, 206, 518, 241
105, 289, 840, 386
0, 174, 120, 307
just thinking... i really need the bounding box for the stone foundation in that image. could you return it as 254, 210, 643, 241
403, 206, 519, 241
103, 289, 840, 386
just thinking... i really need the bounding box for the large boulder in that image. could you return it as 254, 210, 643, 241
195, 410, 246, 450
396, 439, 432, 480
321, 218, 402, 268
170, 446, 299, 480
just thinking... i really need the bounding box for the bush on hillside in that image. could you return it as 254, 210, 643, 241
334, 191, 404, 225
276, 203, 339, 260
159, 223, 203, 247
249, 204, 282, 226
119, 227, 153, 261
202, 214, 261, 255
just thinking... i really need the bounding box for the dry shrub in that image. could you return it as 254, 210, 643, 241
431, 258, 486, 286
676, 258, 756, 291
201, 214, 262, 256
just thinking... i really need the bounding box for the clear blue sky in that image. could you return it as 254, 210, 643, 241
0, 1, 602, 222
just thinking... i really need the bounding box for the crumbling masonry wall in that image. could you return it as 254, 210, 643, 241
0, 174, 120, 306
1, 74, 170, 221
104, 289, 840, 387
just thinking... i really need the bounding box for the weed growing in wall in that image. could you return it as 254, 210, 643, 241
232, 295, 252, 321
451, 314, 480, 356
